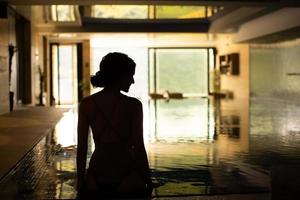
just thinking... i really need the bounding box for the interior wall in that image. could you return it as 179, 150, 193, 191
0, 18, 9, 114
27, 6, 41, 106
83, 40, 91, 98
217, 35, 249, 100
250, 39, 300, 102
13, 5, 41, 106
216, 35, 250, 150
15, 12, 32, 104
31, 24, 43, 106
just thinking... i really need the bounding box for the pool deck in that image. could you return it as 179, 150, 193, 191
0, 106, 69, 180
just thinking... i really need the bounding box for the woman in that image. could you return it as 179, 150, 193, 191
76, 52, 152, 198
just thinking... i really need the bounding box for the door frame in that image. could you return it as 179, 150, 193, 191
49, 43, 81, 105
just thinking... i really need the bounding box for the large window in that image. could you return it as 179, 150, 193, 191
92, 5, 148, 19
92, 5, 222, 19
155, 6, 206, 19
148, 48, 215, 142
149, 48, 212, 96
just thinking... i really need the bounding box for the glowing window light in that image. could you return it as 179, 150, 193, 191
91, 5, 219, 19
51, 5, 76, 22
92, 5, 148, 19
155, 6, 206, 19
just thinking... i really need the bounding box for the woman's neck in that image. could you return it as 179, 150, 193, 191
102, 86, 121, 94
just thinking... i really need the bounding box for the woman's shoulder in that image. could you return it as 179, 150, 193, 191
79, 94, 97, 111
121, 94, 142, 108
80, 95, 93, 104
81, 92, 102, 103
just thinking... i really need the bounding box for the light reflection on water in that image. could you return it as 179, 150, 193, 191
149, 98, 211, 142
51, 98, 300, 197
1, 98, 300, 198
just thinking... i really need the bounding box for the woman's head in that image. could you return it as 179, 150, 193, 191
91, 52, 136, 92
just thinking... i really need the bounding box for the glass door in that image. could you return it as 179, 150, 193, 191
51, 44, 78, 105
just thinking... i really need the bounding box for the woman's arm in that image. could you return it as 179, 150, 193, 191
76, 99, 90, 191
131, 100, 152, 185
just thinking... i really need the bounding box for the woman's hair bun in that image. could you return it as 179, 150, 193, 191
90, 71, 105, 87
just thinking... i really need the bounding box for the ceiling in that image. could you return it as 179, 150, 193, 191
5, 0, 300, 6
5, 0, 300, 43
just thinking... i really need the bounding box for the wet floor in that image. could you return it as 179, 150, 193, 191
0, 98, 300, 199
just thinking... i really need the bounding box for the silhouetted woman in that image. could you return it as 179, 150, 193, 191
77, 52, 152, 198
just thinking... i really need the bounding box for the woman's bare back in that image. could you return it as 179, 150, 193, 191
78, 90, 144, 183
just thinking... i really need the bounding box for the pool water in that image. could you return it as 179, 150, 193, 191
0, 98, 299, 199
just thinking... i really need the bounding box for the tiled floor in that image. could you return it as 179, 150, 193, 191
0, 98, 300, 199
0, 107, 68, 179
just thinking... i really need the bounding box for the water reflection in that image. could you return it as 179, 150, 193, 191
148, 97, 252, 196
150, 98, 210, 142
1, 97, 300, 198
